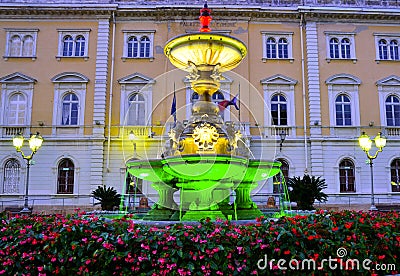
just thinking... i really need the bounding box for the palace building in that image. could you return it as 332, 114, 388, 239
0, 0, 399, 212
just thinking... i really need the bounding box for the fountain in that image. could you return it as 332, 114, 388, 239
126, 2, 284, 221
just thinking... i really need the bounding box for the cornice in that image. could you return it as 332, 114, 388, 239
0, 4, 400, 22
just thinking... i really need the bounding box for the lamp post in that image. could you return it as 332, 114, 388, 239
12, 132, 44, 214
358, 131, 386, 211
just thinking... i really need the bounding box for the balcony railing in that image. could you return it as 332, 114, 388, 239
2, 126, 26, 137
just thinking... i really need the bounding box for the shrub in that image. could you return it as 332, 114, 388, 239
0, 210, 398, 275
92, 185, 121, 211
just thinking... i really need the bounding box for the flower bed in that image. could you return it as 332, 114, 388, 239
0, 210, 399, 275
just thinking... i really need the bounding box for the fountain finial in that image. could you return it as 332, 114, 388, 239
199, 1, 212, 32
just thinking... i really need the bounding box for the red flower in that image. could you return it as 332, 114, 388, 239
284, 250, 290, 255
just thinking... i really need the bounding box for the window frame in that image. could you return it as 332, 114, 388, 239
2, 158, 21, 194
377, 75, 400, 128
334, 94, 352, 126
390, 158, 400, 193
51, 72, 89, 135
118, 73, 154, 127
261, 74, 297, 132
324, 32, 357, 62
385, 95, 400, 127
326, 74, 361, 130
261, 32, 293, 62
0, 72, 36, 134
270, 93, 288, 126
374, 33, 400, 62
339, 158, 356, 193
4, 28, 39, 60
122, 30, 155, 61
56, 29, 90, 60
56, 158, 75, 194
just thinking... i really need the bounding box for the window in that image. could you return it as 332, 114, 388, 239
61, 93, 79, 126
119, 73, 154, 127
126, 174, 143, 194
0, 72, 36, 132
271, 94, 287, 126
374, 34, 400, 61
273, 159, 289, 194
51, 72, 88, 135
326, 74, 361, 130
57, 29, 90, 59
57, 158, 74, 194
4, 29, 38, 59
261, 32, 293, 62
377, 76, 400, 128
123, 31, 155, 60
127, 93, 146, 125
2, 159, 21, 194
335, 94, 352, 126
391, 159, 400, 192
8, 93, 27, 125
339, 159, 355, 193
325, 32, 356, 61
385, 95, 400, 126
261, 74, 297, 132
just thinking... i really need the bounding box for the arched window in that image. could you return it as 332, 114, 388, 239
8, 93, 27, 125
62, 35, 74, 56
278, 38, 288, 58
127, 93, 146, 125
385, 95, 400, 126
329, 38, 340, 59
140, 36, 151, 58
10, 35, 22, 56
389, 40, 399, 60
127, 36, 138, 57
378, 39, 388, 60
271, 94, 287, 126
335, 94, 351, 126
391, 159, 400, 192
22, 35, 34, 57
62, 93, 79, 125
341, 38, 351, 59
273, 159, 289, 193
75, 36, 85, 57
57, 159, 74, 194
266, 37, 276, 58
339, 159, 355, 192
2, 159, 21, 194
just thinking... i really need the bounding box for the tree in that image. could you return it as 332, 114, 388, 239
92, 185, 121, 211
286, 174, 328, 210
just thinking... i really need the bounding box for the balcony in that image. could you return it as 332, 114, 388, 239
262, 126, 293, 138
2, 126, 26, 138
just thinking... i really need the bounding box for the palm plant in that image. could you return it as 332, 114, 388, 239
92, 185, 121, 211
286, 174, 328, 210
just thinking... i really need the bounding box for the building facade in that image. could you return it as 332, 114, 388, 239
0, 0, 399, 211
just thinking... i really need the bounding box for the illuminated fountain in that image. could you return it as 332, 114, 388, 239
126, 3, 282, 221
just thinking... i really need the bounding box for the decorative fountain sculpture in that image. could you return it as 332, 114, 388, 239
126, 3, 283, 221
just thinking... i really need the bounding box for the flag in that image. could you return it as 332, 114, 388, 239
218, 94, 239, 112
171, 84, 177, 124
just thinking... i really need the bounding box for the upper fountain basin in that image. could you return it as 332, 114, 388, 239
164, 32, 247, 72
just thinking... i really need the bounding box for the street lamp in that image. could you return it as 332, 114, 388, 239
12, 132, 43, 214
358, 131, 386, 211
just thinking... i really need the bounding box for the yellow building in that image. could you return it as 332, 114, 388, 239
0, 0, 399, 212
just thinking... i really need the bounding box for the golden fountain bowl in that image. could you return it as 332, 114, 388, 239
164, 32, 247, 72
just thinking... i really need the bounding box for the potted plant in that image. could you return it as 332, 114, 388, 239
286, 174, 328, 210
92, 185, 121, 211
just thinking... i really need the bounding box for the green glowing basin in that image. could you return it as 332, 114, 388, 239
126, 159, 174, 183
162, 154, 248, 181
242, 160, 281, 182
